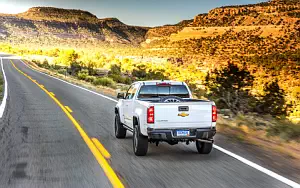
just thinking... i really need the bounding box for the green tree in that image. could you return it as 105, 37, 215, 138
110, 64, 122, 75
261, 80, 286, 116
205, 62, 254, 114
42, 59, 50, 69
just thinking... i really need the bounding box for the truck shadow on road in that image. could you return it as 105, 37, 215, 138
115, 133, 220, 161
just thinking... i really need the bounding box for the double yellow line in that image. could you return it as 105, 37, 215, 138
11, 60, 124, 188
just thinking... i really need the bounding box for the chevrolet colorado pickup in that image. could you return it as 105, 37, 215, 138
115, 81, 217, 156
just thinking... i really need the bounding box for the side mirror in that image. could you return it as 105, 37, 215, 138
117, 92, 125, 99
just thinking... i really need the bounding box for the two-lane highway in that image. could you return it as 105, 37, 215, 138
0, 56, 298, 188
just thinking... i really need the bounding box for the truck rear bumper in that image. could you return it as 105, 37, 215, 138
147, 127, 216, 141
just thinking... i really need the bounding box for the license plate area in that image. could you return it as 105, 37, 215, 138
176, 130, 190, 137
178, 106, 189, 111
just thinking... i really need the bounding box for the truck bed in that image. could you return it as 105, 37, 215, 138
138, 99, 214, 130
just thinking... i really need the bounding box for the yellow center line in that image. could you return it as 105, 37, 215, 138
65, 106, 73, 113
10, 60, 124, 188
92, 138, 111, 159
49, 92, 55, 97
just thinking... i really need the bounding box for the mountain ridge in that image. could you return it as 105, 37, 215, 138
0, 7, 149, 46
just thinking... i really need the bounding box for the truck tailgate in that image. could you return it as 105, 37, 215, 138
153, 102, 213, 129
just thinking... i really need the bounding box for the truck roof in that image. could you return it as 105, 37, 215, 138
135, 80, 185, 85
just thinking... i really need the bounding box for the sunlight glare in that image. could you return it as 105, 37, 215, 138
0, 3, 29, 14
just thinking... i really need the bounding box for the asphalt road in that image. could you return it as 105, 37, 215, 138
0, 56, 298, 188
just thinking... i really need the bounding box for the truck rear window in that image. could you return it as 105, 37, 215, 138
138, 85, 190, 98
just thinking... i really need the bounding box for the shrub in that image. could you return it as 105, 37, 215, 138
52, 64, 63, 70
267, 123, 300, 142
110, 64, 121, 75
42, 59, 50, 68
69, 62, 82, 76
57, 69, 66, 75
84, 75, 96, 83
123, 77, 133, 85
109, 74, 124, 83
33, 59, 47, 68
93, 77, 116, 88
109, 74, 132, 85
261, 80, 286, 116
77, 70, 89, 80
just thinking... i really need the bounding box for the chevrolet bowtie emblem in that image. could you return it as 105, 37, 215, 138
178, 112, 189, 117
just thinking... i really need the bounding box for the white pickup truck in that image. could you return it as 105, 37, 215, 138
115, 80, 217, 156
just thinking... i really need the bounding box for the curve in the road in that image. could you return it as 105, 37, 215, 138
10, 60, 124, 188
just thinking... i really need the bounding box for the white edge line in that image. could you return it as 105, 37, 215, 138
0, 57, 8, 118
19, 59, 300, 188
213, 145, 300, 188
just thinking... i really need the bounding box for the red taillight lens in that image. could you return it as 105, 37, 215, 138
212, 105, 217, 122
147, 106, 155, 124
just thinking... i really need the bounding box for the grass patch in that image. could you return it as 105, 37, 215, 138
267, 123, 300, 142
93, 77, 116, 89
218, 116, 300, 160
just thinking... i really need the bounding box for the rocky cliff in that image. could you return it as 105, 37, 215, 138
193, 0, 300, 26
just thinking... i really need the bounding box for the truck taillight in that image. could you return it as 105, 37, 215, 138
212, 105, 217, 122
147, 106, 155, 124
156, 82, 171, 86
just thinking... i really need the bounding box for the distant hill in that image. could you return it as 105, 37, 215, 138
144, 19, 194, 40
145, 0, 300, 40
0, 7, 149, 46
144, 0, 300, 61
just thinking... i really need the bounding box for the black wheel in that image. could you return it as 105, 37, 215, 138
196, 141, 213, 154
133, 125, 148, 156
115, 113, 126, 139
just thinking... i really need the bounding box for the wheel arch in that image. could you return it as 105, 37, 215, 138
115, 107, 119, 114
133, 116, 148, 136
133, 116, 139, 128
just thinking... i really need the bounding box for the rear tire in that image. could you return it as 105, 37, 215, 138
133, 125, 148, 156
115, 113, 126, 139
196, 141, 213, 154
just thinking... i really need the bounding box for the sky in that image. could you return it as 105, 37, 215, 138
0, 0, 267, 26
